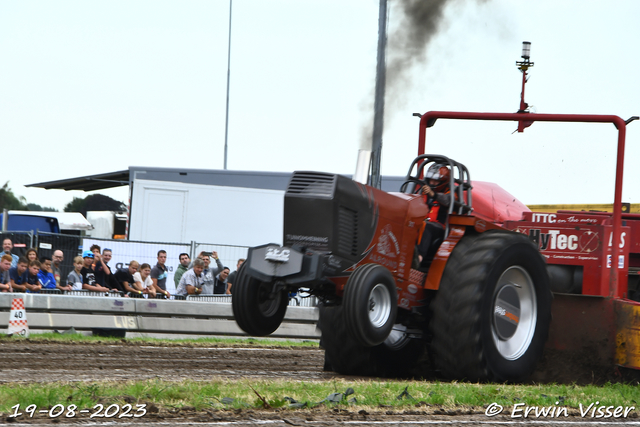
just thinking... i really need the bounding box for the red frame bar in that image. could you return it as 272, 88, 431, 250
418, 111, 627, 298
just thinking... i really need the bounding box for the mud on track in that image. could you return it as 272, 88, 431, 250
0, 339, 637, 426
0, 339, 329, 383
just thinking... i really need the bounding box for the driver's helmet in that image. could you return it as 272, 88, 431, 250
425, 163, 450, 192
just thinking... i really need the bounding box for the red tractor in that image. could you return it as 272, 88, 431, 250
232, 45, 640, 382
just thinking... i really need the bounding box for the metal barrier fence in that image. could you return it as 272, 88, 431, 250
0, 231, 250, 295
1, 231, 82, 283
0, 231, 35, 258
0, 293, 320, 339
190, 243, 248, 274
13, 290, 318, 307
36, 231, 83, 281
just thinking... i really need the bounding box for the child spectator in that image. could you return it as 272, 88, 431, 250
81, 251, 110, 293
114, 261, 141, 296
0, 254, 12, 292
9, 257, 29, 292
66, 256, 84, 291
38, 257, 58, 290
133, 263, 156, 298
25, 260, 42, 293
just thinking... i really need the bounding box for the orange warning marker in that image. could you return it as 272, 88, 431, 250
8, 298, 29, 338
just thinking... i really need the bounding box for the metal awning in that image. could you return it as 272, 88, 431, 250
26, 170, 130, 192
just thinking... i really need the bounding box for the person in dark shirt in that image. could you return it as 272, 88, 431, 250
91, 245, 112, 287
9, 257, 29, 292
0, 254, 12, 292
114, 261, 140, 296
150, 250, 170, 299
81, 251, 110, 293
213, 267, 230, 294
25, 260, 42, 293
225, 258, 245, 295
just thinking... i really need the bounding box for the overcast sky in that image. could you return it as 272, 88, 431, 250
2, 0, 639, 211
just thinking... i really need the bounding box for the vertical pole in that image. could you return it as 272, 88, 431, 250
223, 0, 233, 170
370, 0, 388, 189
519, 68, 527, 113
610, 123, 627, 298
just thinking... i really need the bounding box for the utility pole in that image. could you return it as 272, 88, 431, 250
223, 0, 233, 170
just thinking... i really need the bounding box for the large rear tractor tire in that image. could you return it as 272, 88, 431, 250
318, 304, 377, 376
370, 323, 428, 375
429, 230, 552, 382
232, 264, 289, 336
343, 264, 398, 347
319, 304, 425, 377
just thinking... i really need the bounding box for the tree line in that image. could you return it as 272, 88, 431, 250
0, 181, 125, 215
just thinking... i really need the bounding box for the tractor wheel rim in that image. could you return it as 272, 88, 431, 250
384, 324, 409, 350
491, 266, 537, 361
368, 283, 392, 329
258, 282, 281, 317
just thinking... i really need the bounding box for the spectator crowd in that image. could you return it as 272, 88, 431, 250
0, 238, 245, 299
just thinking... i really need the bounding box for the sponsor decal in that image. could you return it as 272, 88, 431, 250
609, 255, 625, 269
376, 224, 399, 258
436, 241, 451, 257
580, 230, 599, 253
407, 284, 418, 294
327, 255, 341, 268
527, 229, 622, 253
369, 253, 398, 270
531, 213, 599, 224
494, 305, 519, 324
286, 234, 329, 245
265, 247, 290, 262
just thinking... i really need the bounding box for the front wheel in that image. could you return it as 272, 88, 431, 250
429, 231, 552, 382
232, 264, 289, 336
343, 264, 397, 347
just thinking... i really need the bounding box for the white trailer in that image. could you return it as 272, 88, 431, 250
28, 167, 405, 247
128, 179, 284, 246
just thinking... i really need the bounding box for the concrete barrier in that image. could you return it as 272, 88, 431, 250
0, 293, 320, 339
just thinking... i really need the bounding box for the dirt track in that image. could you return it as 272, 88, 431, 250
0, 339, 329, 383
0, 339, 637, 426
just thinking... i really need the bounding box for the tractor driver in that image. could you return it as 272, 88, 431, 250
417, 163, 451, 266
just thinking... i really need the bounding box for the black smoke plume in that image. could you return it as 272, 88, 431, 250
386, 0, 452, 103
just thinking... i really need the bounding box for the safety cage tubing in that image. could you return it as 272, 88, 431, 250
400, 154, 473, 217
417, 110, 634, 299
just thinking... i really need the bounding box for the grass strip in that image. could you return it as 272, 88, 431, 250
0, 378, 638, 415
0, 332, 318, 348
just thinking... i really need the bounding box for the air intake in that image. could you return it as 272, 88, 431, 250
337, 206, 358, 257
286, 172, 336, 198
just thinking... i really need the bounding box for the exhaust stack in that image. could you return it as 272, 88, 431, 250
353, 149, 372, 184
